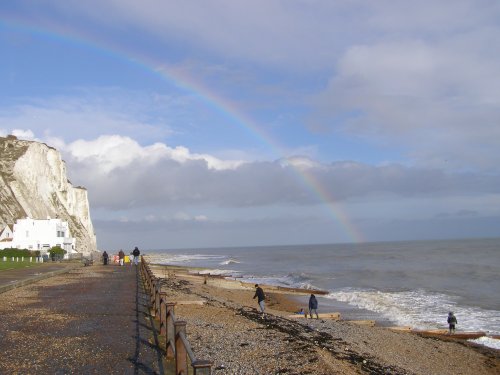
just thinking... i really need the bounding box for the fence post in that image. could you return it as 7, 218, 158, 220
151, 277, 158, 317
192, 360, 213, 375
148, 269, 154, 296
155, 280, 161, 319
175, 321, 188, 375
165, 303, 176, 359
160, 293, 168, 335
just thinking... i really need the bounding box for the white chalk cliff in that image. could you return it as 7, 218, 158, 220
0, 136, 97, 255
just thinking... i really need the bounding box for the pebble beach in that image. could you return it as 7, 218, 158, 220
150, 263, 500, 375
0, 262, 498, 374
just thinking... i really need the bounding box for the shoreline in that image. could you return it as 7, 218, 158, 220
149, 262, 492, 333
150, 262, 498, 332
147, 261, 499, 374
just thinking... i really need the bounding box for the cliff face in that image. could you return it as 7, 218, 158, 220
0, 136, 97, 255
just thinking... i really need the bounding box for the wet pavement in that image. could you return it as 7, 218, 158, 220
0, 264, 166, 374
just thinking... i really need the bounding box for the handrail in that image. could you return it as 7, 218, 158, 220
140, 256, 213, 375
179, 331, 196, 362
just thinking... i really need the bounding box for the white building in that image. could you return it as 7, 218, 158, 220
0, 224, 14, 248
0, 218, 76, 257
0, 224, 14, 241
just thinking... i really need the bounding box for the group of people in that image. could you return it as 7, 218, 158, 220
253, 284, 319, 320
101, 247, 141, 266
254, 284, 458, 333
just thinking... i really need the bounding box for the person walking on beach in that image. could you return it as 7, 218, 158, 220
253, 284, 266, 318
102, 251, 109, 266
309, 294, 319, 319
118, 249, 125, 266
447, 312, 457, 334
132, 246, 140, 265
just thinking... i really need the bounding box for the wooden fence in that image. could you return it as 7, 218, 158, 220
140, 256, 213, 375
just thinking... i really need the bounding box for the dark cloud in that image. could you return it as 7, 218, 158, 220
65, 143, 500, 211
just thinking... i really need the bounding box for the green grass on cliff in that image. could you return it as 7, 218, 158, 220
0, 259, 43, 271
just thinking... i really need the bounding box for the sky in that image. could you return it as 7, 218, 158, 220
1, 1, 499, 251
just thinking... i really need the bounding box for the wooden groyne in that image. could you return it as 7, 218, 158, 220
140, 256, 213, 375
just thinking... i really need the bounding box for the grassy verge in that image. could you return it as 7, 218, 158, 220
0, 260, 44, 271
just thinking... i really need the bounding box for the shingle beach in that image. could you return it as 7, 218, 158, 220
150, 263, 500, 375
0, 263, 498, 374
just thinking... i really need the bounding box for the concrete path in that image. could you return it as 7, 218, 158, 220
0, 264, 166, 374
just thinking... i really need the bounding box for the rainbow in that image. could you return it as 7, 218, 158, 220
0, 17, 364, 242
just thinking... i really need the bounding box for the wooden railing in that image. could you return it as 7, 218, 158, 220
140, 256, 213, 375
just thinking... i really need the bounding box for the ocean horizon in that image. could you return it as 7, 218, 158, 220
146, 237, 500, 349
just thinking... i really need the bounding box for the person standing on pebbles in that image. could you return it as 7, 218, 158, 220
308, 294, 319, 319
253, 284, 266, 318
447, 312, 457, 334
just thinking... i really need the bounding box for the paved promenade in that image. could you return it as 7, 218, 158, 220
0, 263, 166, 374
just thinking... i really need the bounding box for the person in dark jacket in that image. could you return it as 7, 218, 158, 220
447, 312, 457, 334
309, 294, 319, 319
132, 246, 140, 266
102, 251, 109, 265
253, 284, 266, 318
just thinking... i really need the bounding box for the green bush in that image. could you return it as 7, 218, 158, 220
0, 248, 39, 257
49, 246, 66, 259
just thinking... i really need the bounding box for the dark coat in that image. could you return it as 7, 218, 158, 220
132, 247, 140, 256
253, 287, 265, 302
309, 295, 318, 310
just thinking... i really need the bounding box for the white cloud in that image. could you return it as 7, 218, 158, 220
44, 134, 499, 213
0, 89, 176, 143
310, 36, 500, 171
11, 129, 35, 139
35, 1, 500, 71
64, 135, 244, 173
174, 212, 191, 221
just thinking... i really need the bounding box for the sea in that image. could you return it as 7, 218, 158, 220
146, 237, 500, 350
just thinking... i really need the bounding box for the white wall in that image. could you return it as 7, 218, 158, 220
0, 225, 13, 241
11, 218, 76, 255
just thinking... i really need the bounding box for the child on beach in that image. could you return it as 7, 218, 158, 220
253, 284, 266, 318
447, 312, 457, 334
